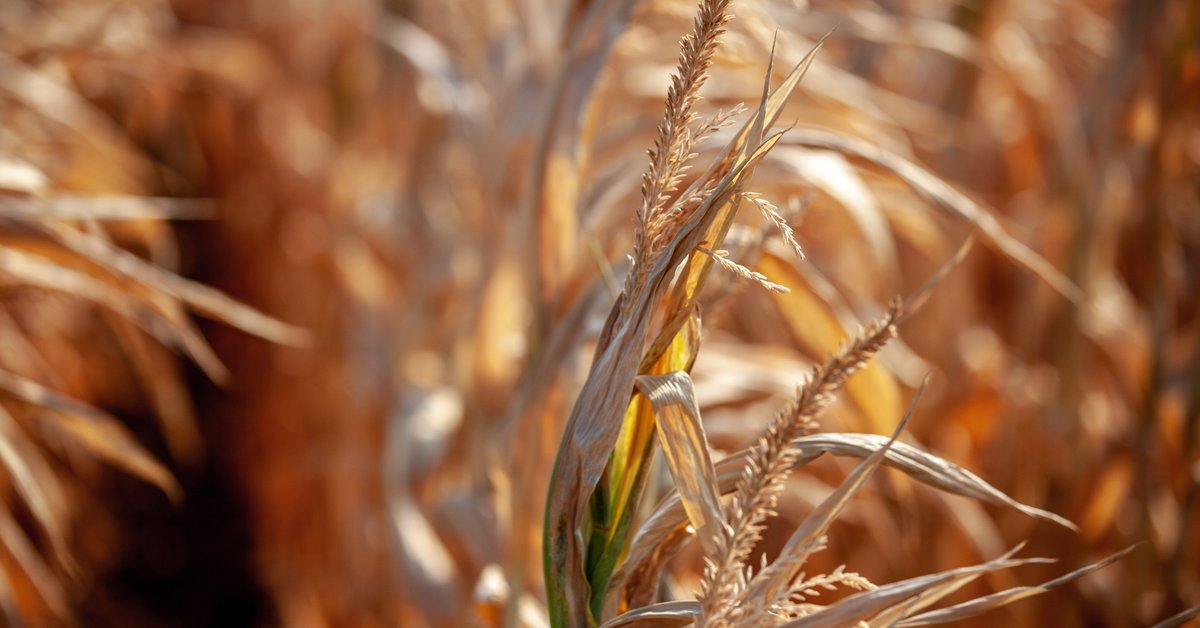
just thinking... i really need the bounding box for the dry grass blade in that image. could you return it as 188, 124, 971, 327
786, 433, 1076, 530
0, 369, 181, 502
1151, 604, 1200, 628
599, 601, 699, 628
0, 245, 230, 382
782, 129, 1083, 304
608, 423, 1079, 610
0, 505, 70, 622
0, 196, 213, 221
634, 371, 724, 556
530, 0, 639, 308
0, 405, 69, 569
895, 546, 1137, 626
778, 554, 1052, 628
862, 544, 1035, 627
898, 236, 975, 325
31, 221, 309, 346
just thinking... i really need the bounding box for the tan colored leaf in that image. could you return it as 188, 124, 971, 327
0, 245, 229, 382
0, 196, 213, 221
782, 129, 1082, 303
634, 371, 724, 556
0, 405, 70, 567
599, 600, 699, 628
1151, 604, 1200, 628
780, 554, 1051, 628
784, 433, 1076, 530
896, 546, 1135, 626
34, 221, 308, 346
614, 422, 1074, 604
0, 369, 181, 502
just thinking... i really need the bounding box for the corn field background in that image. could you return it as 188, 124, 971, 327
0, 0, 1197, 626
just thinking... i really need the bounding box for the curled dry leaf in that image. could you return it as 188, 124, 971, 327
784, 433, 1077, 531
599, 600, 699, 628
634, 371, 724, 556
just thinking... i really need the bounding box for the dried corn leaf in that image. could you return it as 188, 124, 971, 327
895, 546, 1136, 626
589, 314, 701, 618
0, 245, 229, 382
784, 433, 1076, 530
33, 221, 308, 345
613, 421, 1074, 602
599, 600, 698, 628
782, 129, 1082, 303
780, 555, 1051, 628
634, 371, 723, 555
529, 0, 639, 307
0, 369, 181, 502
0, 196, 213, 221
0, 404, 69, 566
865, 545, 1033, 627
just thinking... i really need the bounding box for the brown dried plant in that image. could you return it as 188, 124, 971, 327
2, 0, 1196, 625
545, 1, 1133, 627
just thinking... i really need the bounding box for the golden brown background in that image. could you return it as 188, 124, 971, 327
0, 0, 1196, 625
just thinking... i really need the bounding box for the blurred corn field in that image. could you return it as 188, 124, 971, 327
0, 0, 1197, 626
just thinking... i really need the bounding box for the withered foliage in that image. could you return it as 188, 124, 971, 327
0, 0, 1196, 626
